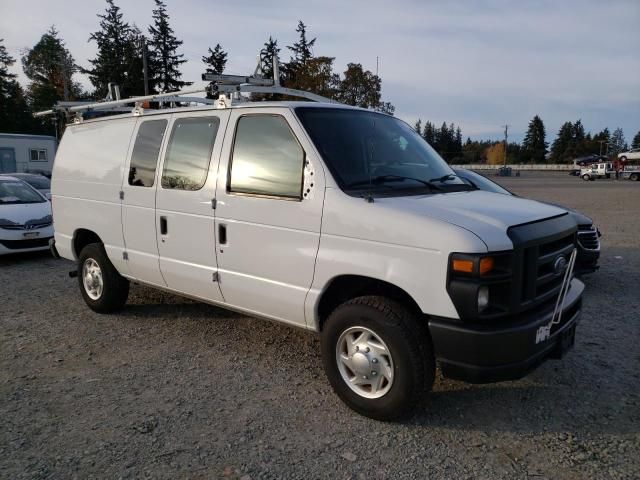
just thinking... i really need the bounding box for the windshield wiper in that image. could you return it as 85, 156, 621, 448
429, 173, 459, 183
346, 175, 443, 190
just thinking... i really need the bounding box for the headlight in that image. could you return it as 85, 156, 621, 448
447, 252, 512, 320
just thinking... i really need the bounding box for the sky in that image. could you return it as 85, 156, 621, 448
1, 0, 639, 143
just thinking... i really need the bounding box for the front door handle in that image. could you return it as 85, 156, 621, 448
160, 216, 168, 235
218, 223, 227, 245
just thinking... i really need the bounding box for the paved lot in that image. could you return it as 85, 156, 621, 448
1, 172, 639, 479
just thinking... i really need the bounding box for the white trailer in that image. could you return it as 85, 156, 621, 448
0, 133, 57, 175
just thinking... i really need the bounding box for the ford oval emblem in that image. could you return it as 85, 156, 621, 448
553, 256, 567, 276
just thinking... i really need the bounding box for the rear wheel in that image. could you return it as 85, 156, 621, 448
630, 173, 639, 181
78, 243, 129, 313
320, 296, 434, 421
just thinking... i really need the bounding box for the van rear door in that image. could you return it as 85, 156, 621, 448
154, 110, 229, 302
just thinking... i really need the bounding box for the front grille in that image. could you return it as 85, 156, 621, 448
0, 221, 52, 230
577, 225, 600, 251
0, 237, 51, 250
507, 214, 578, 315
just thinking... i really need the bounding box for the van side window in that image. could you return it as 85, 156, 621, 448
229, 115, 304, 199
128, 119, 168, 187
161, 117, 220, 191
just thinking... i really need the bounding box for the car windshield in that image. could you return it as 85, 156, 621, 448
18, 175, 50, 190
0, 179, 45, 204
455, 169, 512, 195
295, 107, 470, 196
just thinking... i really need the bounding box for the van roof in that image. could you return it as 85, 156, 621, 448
67, 101, 370, 126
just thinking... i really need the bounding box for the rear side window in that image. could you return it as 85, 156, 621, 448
128, 119, 168, 187
229, 115, 304, 198
161, 117, 219, 191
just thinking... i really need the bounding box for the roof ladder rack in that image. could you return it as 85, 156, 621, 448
34, 53, 337, 120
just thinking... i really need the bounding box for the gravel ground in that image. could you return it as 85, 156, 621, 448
1, 172, 639, 479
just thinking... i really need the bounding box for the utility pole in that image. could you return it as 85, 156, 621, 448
141, 36, 149, 96
502, 124, 509, 166
376, 56, 379, 76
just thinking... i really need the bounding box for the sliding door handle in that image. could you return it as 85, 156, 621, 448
218, 224, 227, 245
160, 216, 168, 235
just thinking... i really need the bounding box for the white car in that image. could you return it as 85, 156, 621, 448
0, 175, 54, 255
618, 148, 640, 161
50, 101, 584, 420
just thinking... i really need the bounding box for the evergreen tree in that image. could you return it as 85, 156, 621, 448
414, 119, 422, 136
122, 26, 154, 96
631, 131, 640, 149
0, 38, 40, 134
202, 43, 227, 75
22, 26, 82, 113
86, 0, 133, 98
423, 121, 435, 147
285, 20, 316, 84
259, 37, 281, 80
522, 115, 548, 163
550, 121, 574, 162
148, 0, 190, 92
610, 128, 626, 155
292, 56, 341, 99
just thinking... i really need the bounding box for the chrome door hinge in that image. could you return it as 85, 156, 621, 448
122, 251, 129, 260
119, 190, 124, 200
212, 271, 220, 283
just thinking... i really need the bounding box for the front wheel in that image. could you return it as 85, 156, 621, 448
78, 243, 129, 313
582, 174, 591, 181
320, 296, 434, 421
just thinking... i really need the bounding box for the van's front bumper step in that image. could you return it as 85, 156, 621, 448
429, 278, 584, 384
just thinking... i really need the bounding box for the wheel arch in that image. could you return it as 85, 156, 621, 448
315, 274, 424, 332
72, 228, 103, 259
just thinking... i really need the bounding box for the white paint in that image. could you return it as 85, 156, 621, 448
52, 103, 570, 330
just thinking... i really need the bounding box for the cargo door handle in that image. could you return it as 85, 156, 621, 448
218, 224, 227, 245
160, 216, 168, 235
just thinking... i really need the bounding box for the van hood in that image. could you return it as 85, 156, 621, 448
377, 190, 569, 250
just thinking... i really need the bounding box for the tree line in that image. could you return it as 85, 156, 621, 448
0, 0, 393, 137
414, 114, 639, 164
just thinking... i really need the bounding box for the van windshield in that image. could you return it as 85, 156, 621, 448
295, 107, 470, 196
0, 179, 45, 204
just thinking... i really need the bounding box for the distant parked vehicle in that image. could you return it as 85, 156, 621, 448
455, 169, 600, 275
580, 162, 613, 181
617, 148, 640, 162
0, 175, 53, 255
570, 154, 606, 176
8, 173, 51, 199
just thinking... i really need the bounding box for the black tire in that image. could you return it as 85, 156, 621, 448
320, 296, 435, 421
77, 243, 129, 313
630, 173, 639, 181
582, 174, 590, 181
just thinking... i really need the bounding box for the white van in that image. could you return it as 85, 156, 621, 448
51, 102, 584, 420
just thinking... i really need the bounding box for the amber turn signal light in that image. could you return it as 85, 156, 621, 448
452, 259, 474, 273
479, 257, 495, 275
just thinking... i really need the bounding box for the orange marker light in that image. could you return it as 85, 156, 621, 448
479, 257, 495, 275
452, 259, 474, 273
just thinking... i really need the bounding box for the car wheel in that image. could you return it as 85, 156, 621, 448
582, 174, 590, 181
78, 243, 129, 313
630, 173, 639, 181
320, 296, 435, 421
